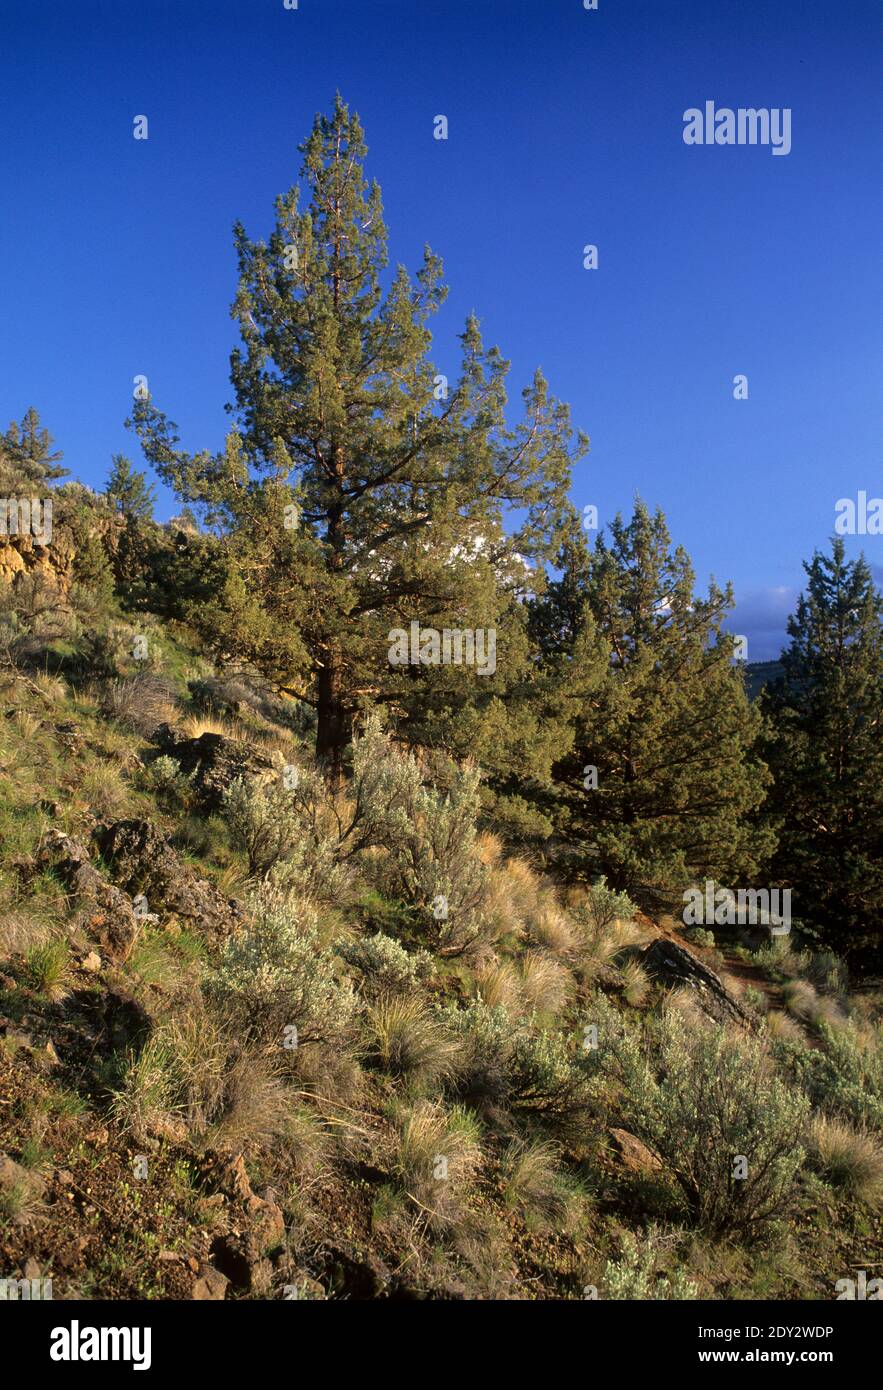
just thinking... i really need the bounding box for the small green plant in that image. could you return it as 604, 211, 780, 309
582, 878, 638, 933
21, 938, 71, 1001
603, 1228, 699, 1300
337, 932, 433, 996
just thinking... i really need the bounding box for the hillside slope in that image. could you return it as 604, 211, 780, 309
1, 624, 881, 1301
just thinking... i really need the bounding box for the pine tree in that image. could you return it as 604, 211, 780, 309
128, 95, 585, 782
106, 454, 155, 521
761, 540, 883, 965
535, 503, 771, 904
0, 407, 69, 492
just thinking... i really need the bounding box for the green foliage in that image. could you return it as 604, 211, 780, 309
348, 717, 491, 954
0, 407, 68, 491
445, 1000, 594, 1139
774, 1019, 883, 1132
128, 95, 585, 779
581, 877, 639, 932
222, 774, 303, 877
106, 454, 155, 521
761, 540, 883, 965
603, 1228, 699, 1300
337, 932, 433, 996
591, 1001, 809, 1236
71, 531, 116, 608
533, 503, 772, 904
210, 889, 358, 1046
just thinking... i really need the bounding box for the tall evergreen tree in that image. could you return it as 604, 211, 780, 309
129, 95, 585, 782
761, 540, 883, 965
106, 454, 155, 521
0, 408, 68, 492
533, 503, 771, 904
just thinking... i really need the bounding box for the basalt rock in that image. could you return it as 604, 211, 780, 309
640, 937, 751, 1026
609, 1127, 663, 1176
95, 819, 243, 939
190, 1262, 230, 1301
152, 724, 276, 813
38, 829, 139, 961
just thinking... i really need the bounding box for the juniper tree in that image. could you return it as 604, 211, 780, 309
534, 503, 771, 904
106, 454, 155, 521
0, 408, 68, 492
761, 540, 883, 965
128, 95, 585, 783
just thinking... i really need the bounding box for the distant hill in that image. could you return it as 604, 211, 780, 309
744, 660, 784, 700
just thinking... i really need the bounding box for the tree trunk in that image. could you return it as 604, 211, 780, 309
316, 647, 347, 789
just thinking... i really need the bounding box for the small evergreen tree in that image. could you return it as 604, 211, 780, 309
761, 540, 883, 965
106, 454, 155, 521
0, 407, 69, 492
534, 503, 771, 904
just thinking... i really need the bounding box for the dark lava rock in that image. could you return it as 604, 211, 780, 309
38, 830, 138, 961
640, 937, 751, 1025
95, 819, 243, 939
152, 724, 276, 813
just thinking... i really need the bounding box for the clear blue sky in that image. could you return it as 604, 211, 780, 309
1, 0, 881, 658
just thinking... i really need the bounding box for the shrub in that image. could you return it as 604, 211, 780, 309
582, 878, 639, 933
210, 891, 358, 1048
337, 932, 432, 997
223, 759, 354, 901
145, 754, 192, 806
592, 1002, 809, 1237
808, 1114, 883, 1206
444, 1001, 512, 1111
444, 1001, 594, 1140
507, 1029, 595, 1139
222, 775, 302, 878
685, 927, 717, 950
774, 1020, 883, 1131
603, 1228, 699, 1300
349, 717, 491, 955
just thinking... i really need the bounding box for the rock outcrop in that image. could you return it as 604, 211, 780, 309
38, 829, 139, 961
639, 937, 751, 1025
152, 725, 276, 813
95, 819, 243, 939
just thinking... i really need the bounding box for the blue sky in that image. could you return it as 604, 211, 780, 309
1, 0, 881, 658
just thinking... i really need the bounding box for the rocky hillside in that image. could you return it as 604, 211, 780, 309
1, 614, 881, 1301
